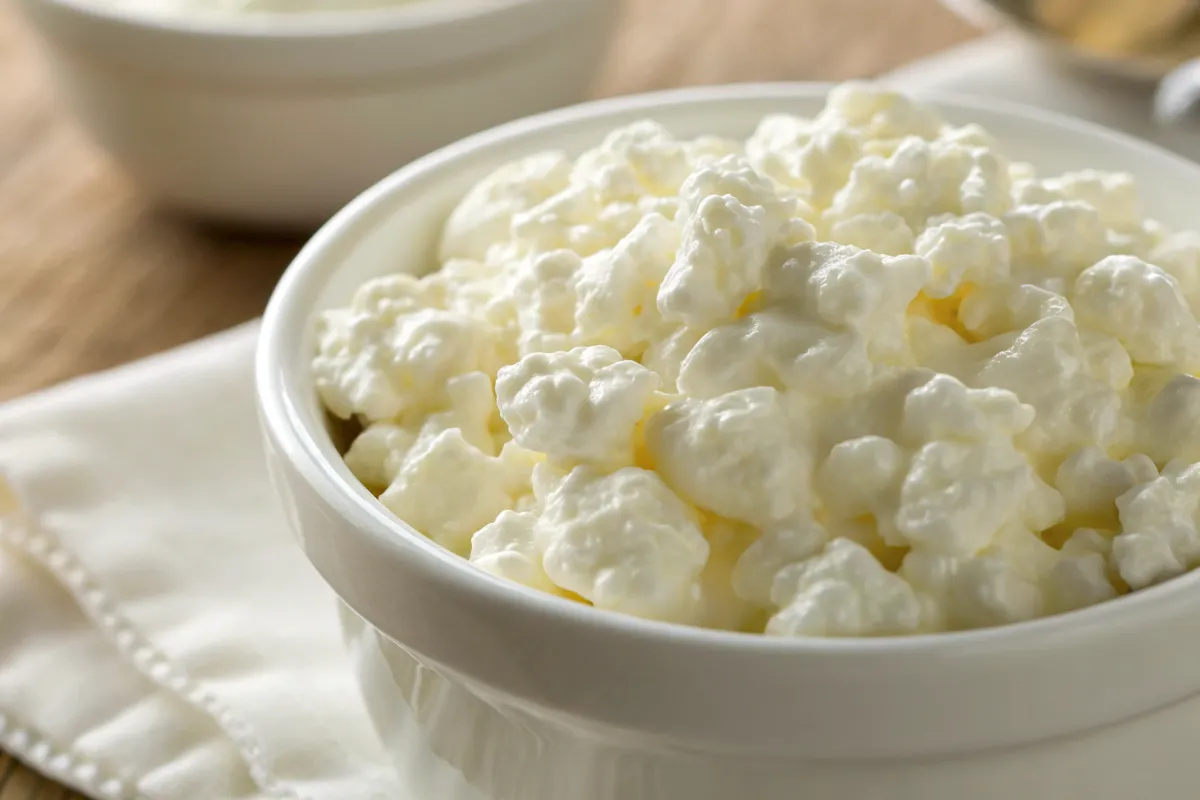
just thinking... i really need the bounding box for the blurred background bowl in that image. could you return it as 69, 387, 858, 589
16, 0, 618, 230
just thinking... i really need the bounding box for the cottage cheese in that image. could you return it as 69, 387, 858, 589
315, 83, 1200, 637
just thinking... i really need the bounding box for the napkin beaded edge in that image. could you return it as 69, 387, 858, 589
0, 507, 144, 800
0, 706, 141, 800
0, 473, 304, 800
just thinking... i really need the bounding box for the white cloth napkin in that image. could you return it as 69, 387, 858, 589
0, 33, 1190, 800
0, 323, 401, 800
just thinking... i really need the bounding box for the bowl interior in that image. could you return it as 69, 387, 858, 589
267, 82, 1200, 622
287, 83, 1200, 460
274, 81, 1200, 607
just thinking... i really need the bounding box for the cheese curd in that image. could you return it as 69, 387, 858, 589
645, 387, 809, 528
531, 465, 710, 621
315, 83, 1200, 638
495, 345, 660, 468
767, 539, 923, 637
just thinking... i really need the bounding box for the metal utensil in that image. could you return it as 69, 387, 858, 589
1156, 58, 1200, 126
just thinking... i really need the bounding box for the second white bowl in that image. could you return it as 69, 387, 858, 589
17, 0, 617, 229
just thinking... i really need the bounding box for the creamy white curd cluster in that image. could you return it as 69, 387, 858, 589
314, 84, 1200, 637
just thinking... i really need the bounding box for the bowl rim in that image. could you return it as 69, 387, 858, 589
258, 80, 1200, 658
26, 0, 561, 39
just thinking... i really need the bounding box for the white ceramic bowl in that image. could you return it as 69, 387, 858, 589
16, 0, 617, 229
256, 84, 1200, 800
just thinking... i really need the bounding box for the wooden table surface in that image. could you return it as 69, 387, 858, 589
0, 0, 975, 796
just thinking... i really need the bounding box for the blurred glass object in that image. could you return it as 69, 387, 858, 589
1035, 0, 1195, 60
947, 0, 1200, 79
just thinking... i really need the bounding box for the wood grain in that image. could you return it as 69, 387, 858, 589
0, 0, 975, 796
